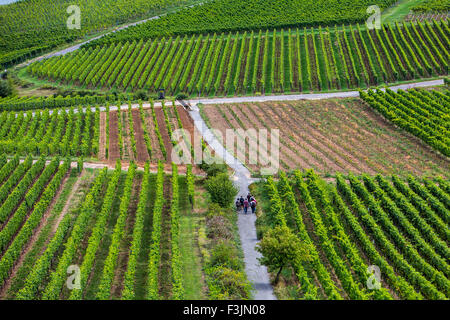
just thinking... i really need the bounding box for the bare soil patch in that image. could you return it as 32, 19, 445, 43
132, 109, 150, 165
108, 111, 120, 164
98, 112, 107, 161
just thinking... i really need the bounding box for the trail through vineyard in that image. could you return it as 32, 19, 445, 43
188, 104, 276, 300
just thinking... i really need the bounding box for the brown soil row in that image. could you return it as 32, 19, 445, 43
108, 111, 120, 164
132, 109, 150, 165
249, 103, 326, 171
201, 99, 450, 177
230, 104, 297, 171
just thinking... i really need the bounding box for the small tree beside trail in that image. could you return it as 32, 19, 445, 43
256, 225, 312, 284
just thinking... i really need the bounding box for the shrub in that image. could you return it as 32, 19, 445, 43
210, 241, 241, 270
176, 93, 189, 100
204, 163, 228, 177
205, 173, 237, 207
135, 89, 148, 101
0, 79, 13, 97
207, 266, 251, 300
206, 215, 233, 241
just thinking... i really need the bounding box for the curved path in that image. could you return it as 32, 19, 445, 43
188, 104, 276, 300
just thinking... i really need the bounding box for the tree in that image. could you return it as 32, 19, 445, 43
0, 80, 12, 98
256, 225, 311, 284
205, 173, 237, 207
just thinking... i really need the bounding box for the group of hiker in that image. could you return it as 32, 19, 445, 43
236, 193, 257, 214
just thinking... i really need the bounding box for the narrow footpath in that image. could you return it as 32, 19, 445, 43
189, 104, 276, 300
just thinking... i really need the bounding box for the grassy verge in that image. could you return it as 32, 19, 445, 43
178, 176, 207, 299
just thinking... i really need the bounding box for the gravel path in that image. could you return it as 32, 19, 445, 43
20, 79, 443, 118
189, 104, 276, 300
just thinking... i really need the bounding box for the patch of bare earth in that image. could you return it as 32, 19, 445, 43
230, 104, 297, 170
248, 103, 321, 170
98, 112, 107, 161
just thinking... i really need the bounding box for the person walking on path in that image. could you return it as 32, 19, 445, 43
240, 196, 245, 207
243, 199, 249, 214
247, 193, 252, 202
236, 198, 241, 212
250, 199, 257, 214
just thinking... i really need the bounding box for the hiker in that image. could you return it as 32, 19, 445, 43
247, 193, 252, 202
240, 196, 245, 207
235, 198, 241, 211
243, 199, 249, 214
250, 199, 257, 214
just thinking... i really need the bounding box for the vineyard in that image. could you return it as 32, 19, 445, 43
99, 101, 201, 165
27, 20, 449, 96
91, 0, 398, 45
253, 169, 450, 300
0, 100, 202, 168
0, 106, 99, 158
199, 98, 450, 177
412, 0, 450, 13
360, 88, 450, 157
0, 156, 204, 299
1, 0, 450, 304
0, 0, 198, 68
0, 94, 136, 112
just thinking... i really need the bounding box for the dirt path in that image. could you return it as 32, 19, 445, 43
188, 104, 276, 300
25, 79, 445, 119
0, 171, 70, 298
